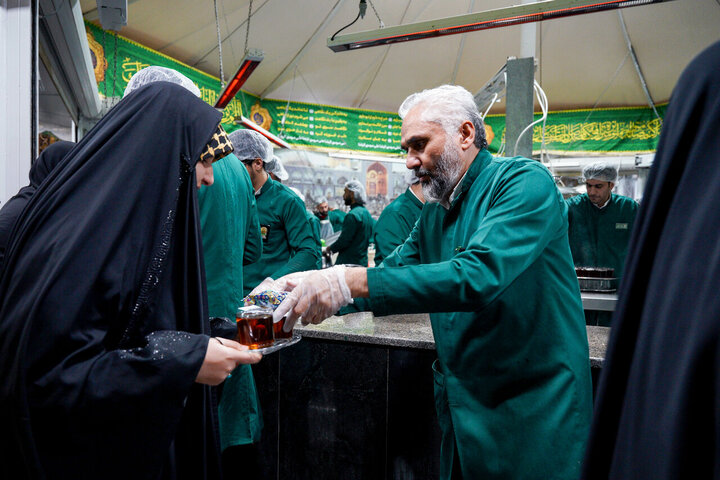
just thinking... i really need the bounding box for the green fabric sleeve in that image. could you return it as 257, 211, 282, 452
269, 196, 321, 278
243, 182, 262, 266
368, 165, 565, 316
373, 211, 408, 264
329, 210, 358, 253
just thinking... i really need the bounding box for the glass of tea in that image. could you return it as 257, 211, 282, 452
273, 315, 293, 340
236, 306, 274, 349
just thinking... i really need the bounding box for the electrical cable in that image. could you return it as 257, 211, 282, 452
513, 79, 548, 158
480, 93, 497, 120
213, 0, 225, 87
244, 0, 254, 54
367, 0, 385, 28
331, 0, 367, 40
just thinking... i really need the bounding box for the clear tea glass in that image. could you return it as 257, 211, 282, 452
273, 315, 293, 340
236, 305, 274, 349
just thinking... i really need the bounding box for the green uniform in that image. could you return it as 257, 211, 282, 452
566, 192, 638, 281
566, 193, 638, 326
198, 154, 264, 450
329, 203, 375, 266
307, 212, 323, 269
328, 209, 346, 232
372, 187, 423, 265
243, 177, 320, 295
353, 150, 592, 479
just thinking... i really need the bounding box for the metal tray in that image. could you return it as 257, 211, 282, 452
248, 332, 302, 355
577, 276, 617, 293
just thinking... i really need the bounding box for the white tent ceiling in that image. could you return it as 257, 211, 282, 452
80, 0, 720, 115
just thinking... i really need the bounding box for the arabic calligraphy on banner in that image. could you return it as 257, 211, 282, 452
86, 21, 664, 155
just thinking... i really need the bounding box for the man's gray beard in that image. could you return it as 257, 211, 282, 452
421, 142, 464, 204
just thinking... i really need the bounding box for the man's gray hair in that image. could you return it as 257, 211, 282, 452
398, 84, 487, 150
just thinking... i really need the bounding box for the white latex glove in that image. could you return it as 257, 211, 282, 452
248, 277, 282, 296
273, 265, 353, 330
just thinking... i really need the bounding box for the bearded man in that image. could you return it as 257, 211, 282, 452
272, 84, 593, 480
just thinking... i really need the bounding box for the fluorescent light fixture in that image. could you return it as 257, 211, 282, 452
328, 0, 676, 52
236, 115, 292, 149
214, 49, 264, 109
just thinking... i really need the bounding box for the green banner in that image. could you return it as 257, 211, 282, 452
85, 21, 253, 130
483, 104, 666, 155
86, 21, 664, 156
244, 98, 402, 154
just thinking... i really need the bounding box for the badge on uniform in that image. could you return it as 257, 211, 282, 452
615, 223, 629, 230
261, 224, 270, 241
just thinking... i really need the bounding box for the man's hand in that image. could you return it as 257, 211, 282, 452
273, 266, 354, 330
195, 337, 262, 386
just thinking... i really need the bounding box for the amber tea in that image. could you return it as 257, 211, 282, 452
273, 316, 292, 340
236, 306, 274, 349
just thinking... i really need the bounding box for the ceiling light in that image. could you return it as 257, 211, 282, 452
214, 49, 264, 109
236, 116, 292, 149
327, 0, 676, 52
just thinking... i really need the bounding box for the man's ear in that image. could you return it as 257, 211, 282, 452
254, 158, 264, 171
459, 120, 476, 151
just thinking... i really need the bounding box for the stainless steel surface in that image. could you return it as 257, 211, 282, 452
581, 292, 618, 312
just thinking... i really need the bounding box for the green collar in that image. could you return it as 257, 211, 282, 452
256, 176, 274, 197
449, 149, 492, 210
405, 187, 424, 209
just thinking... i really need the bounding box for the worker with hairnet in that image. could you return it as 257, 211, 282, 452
312, 196, 335, 240
567, 162, 639, 326
233, 129, 319, 294
372, 169, 425, 266
266, 156, 289, 183
325, 180, 375, 266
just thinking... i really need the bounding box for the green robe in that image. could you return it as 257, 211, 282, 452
329, 203, 375, 266
307, 212, 323, 269
352, 150, 592, 479
243, 177, 320, 295
372, 187, 423, 265
198, 154, 264, 449
328, 209, 346, 232
566, 192, 638, 282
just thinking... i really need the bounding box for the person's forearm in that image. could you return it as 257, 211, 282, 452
345, 267, 369, 298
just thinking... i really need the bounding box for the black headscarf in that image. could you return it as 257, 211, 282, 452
582, 40, 720, 479
0, 82, 225, 479
0, 140, 74, 269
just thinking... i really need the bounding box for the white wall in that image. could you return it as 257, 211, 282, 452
0, 0, 33, 204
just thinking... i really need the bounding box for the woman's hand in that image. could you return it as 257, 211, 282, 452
195, 337, 262, 385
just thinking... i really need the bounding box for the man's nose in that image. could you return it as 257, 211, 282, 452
406, 154, 421, 170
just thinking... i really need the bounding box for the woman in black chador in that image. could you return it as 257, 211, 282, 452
582, 40, 720, 479
0, 82, 260, 479
0, 140, 74, 269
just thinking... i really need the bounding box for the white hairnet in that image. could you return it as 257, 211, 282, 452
289, 186, 306, 203
123, 66, 201, 98
404, 168, 421, 186
227, 129, 273, 164
315, 196, 328, 205
344, 179, 367, 203
582, 162, 619, 183
265, 156, 289, 181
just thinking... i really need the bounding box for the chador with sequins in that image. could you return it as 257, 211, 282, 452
0, 83, 232, 479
